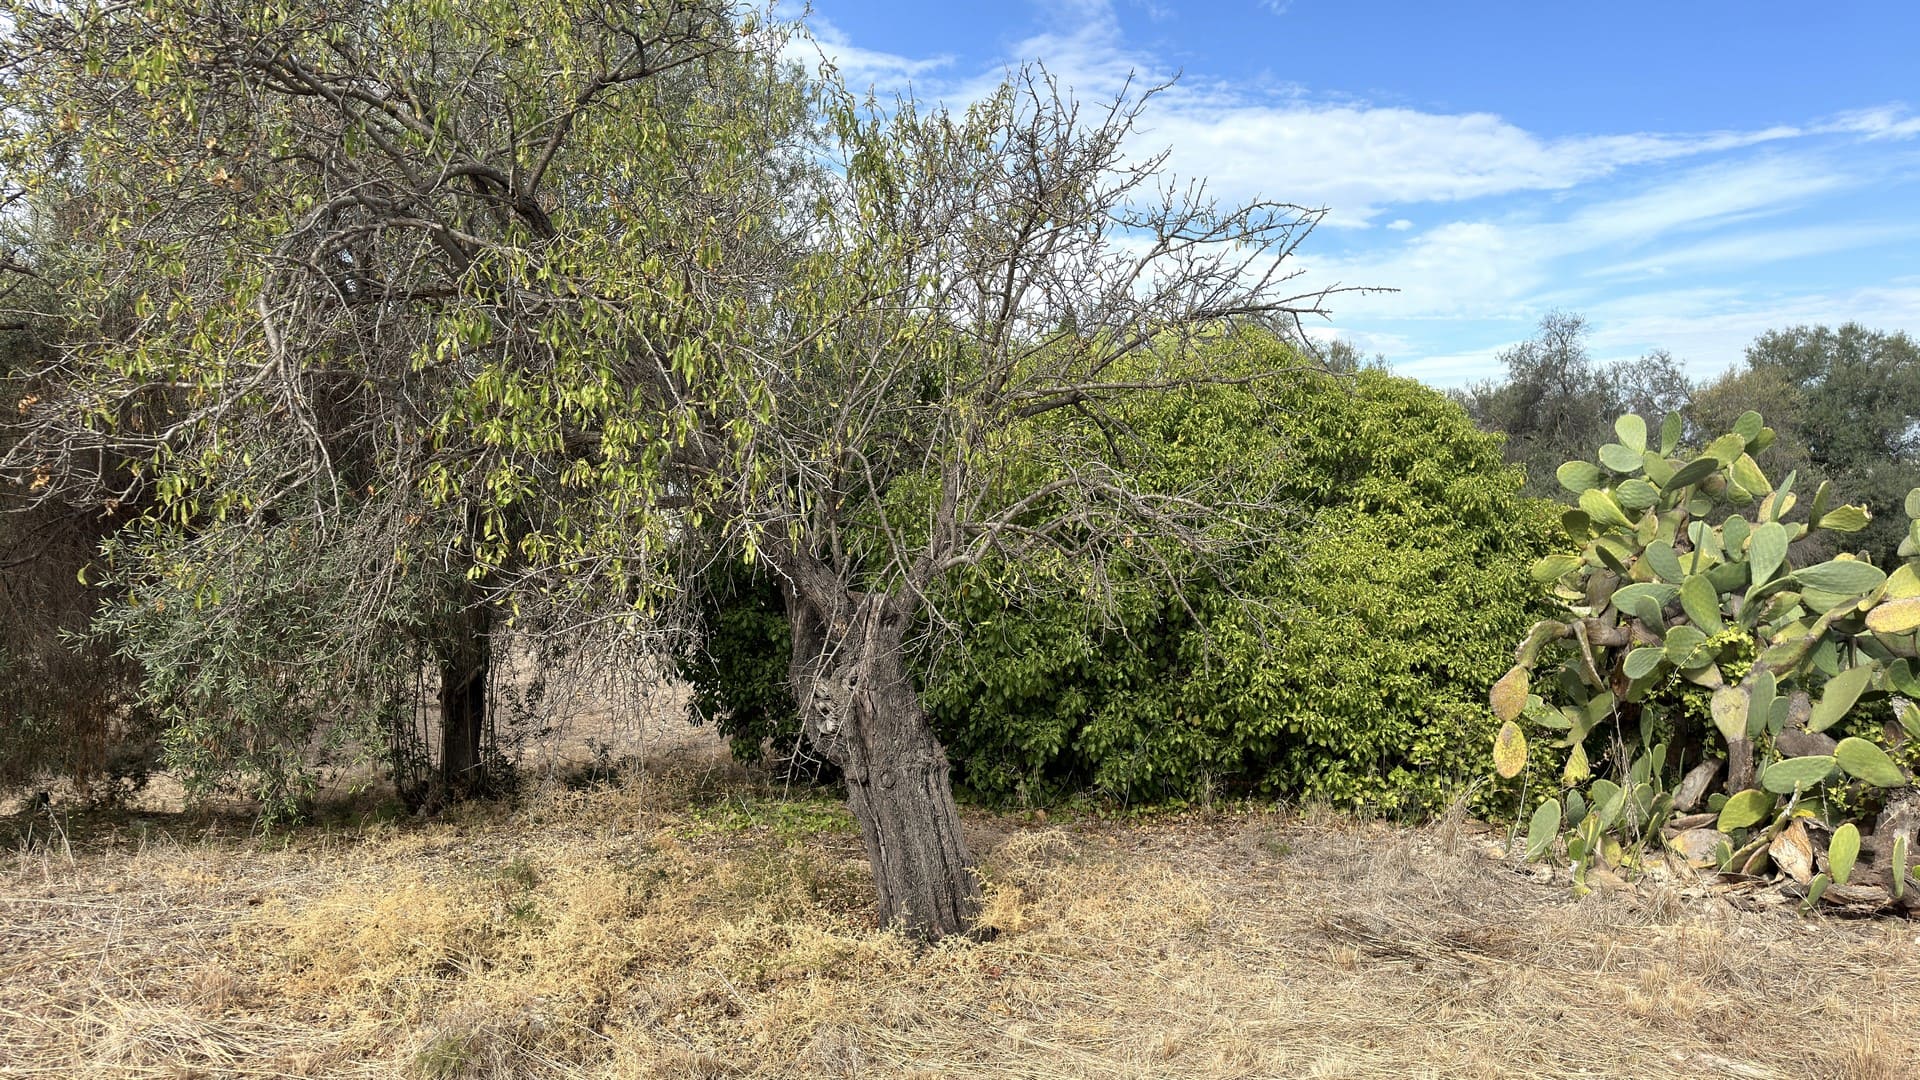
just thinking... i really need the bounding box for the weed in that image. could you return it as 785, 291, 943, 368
683, 791, 857, 841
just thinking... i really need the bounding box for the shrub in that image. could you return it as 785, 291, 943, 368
925, 365, 1557, 814
679, 561, 829, 780
691, 351, 1558, 816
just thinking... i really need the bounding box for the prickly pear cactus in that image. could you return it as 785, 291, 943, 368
1493, 411, 1920, 909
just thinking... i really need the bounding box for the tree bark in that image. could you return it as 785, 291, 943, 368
784, 571, 981, 939
437, 602, 492, 800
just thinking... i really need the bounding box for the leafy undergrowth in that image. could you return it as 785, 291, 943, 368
4, 759, 1918, 1079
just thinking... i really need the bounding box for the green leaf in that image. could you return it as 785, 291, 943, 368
1759, 631, 1818, 673
1891, 659, 1920, 698
1706, 559, 1750, 594
1530, 554, 1583, 584
1561, 508, 1593, 541
1760, 756, 1837, 793
1747, 668, 1777, 739
1834, 737, 1908, 788
1644, 540, 1686, 584
1806, 872, 1830, 909
1598, 442, 1644, 474
1667, 456, 1721, 490
1732, 453, 1771, 496
1526, 798, 1562, 861
1906, 487, 1920, 521
1710, 686, 1748, 744
1614, 478, 1660, 513
1624, 647, 1666, 680
1747, 521, 1788, 586
1614, 414, 1647, 453
1717, 788, 1775, 832
1663, 624, 1709, 666
1810, 666, 1874, 733
1589, 779, 1626, 829
1613, 581, 1678, 615
1594, 541, 1630, 575
1722, 514, 1751, 556
1829, 823, 1861, 886
1659, 412, 1683, 455
1530, 708, 1572, 732
1556, 460, 1604, 494
1816, 505, 1872, 533
1733, 411, 1764, 441
1680, 574, 1724, 635
1642, 451, 1675, 487
1705, 433, 1748, 465
1793, 559, 1886, 597
1578, 487, 1634, 530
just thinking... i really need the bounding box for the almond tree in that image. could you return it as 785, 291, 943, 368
0, 0, 796, 809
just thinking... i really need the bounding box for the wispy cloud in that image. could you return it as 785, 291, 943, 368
782, 15, 955, 88
1821, 105, 1920, 140
1596, 223, 1920, 280
1277, 154, 1866, 321
1143, 104, 1809, 226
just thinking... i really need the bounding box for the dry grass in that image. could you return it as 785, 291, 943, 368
5, 756, 1919, 1080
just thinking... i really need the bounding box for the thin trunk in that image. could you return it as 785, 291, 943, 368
437, 602, 492, 800
786, 579, 981, 939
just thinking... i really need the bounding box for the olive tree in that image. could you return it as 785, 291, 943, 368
690, 76, 1343, 936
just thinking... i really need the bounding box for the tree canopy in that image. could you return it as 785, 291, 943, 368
1456, 312, 1689, 498
1, 0, 1345, 937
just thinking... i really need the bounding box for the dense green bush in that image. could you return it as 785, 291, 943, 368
679, 562, 825, 779
923, 365, 1557, 814
90, 515, 440, 821
691, 352, 1559, 816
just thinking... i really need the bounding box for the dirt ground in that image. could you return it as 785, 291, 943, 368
5, 730, 1919, 1080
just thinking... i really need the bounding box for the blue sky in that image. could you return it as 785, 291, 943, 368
790, 0, 1920, 386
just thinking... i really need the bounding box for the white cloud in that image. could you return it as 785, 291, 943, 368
1386, 219, 1413, 231
1585, 284, 1920, 379
1142, 103, 1807, 225
1295, 157, 1859, 320
783, 15, 954, 87
1595, 223, 1920, 280
1821, 105, 1920, 140
803, 2, 1882, 232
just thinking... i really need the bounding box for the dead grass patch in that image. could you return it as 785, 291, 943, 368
4, 764, 1918, 1079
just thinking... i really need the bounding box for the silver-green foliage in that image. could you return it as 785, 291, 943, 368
1492, 410, 1920, 904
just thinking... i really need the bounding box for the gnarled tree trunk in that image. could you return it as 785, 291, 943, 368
785, 572, 980, 939
436, 602, 492, 800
